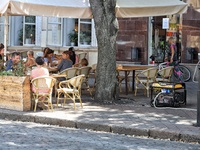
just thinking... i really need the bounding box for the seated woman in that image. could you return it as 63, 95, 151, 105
30, 56, 49, 110
25, 50, 36, 67
68, 47, 77, 65
57, 51, 73, 72
30, 56, 49, 80
0, 43, 4, 61
43, 48, 55, 67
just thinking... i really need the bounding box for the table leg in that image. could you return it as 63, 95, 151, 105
125, 70, 128, 95
132, 70, 135, 91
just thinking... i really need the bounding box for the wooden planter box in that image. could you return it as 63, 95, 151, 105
0, 76, 31, 111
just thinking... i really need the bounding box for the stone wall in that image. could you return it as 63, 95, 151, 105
182, 4, 200, 63
117, 18, 148, 64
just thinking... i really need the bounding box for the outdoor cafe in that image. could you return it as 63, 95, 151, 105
0, 0, 188, 112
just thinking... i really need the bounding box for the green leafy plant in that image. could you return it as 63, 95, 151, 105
80, 31, 91, 44
18, 28, 23, 45
68, 32, 78, 43
0, 60, 26, 76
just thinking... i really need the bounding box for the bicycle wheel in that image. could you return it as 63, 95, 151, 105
179, 65, 191, 82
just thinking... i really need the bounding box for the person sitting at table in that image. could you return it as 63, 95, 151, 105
0, 43, 4, 61
6, 52, 21, 71
30, 56, 49, 80
69, 47, 79, 65
80, 58, 88, 67
74, 58, 88, 67
43, 47, 49, 57
30, 56, 49, 110
25, 50, 35, 67
57, 51, 73, 73
44, 48, 55, 67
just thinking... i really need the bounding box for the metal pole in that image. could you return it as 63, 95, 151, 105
197, 68, 200, 126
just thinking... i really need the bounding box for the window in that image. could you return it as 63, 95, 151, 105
65, 18, 93, 47
24, 16, 36, 45
47, 17, 62, 46
0, 17, 4, 44
79, 19, 92, 46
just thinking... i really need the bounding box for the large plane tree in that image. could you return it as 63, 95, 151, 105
90, 0, 119, 102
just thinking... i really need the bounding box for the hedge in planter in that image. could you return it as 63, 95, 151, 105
0, 60, 31, 111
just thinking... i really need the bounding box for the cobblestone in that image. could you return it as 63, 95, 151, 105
0, 119, 200, 150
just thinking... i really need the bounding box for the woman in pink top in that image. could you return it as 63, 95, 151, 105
30, 56, 49, 92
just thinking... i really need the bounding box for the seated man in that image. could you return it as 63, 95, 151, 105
6, 52, 20, 71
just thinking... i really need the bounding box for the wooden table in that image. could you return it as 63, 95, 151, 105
50, 74, 66, 78
117, 65, 155, 95
48, 67, 58, 73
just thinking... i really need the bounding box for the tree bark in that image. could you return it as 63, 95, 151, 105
90, 0, 119, 102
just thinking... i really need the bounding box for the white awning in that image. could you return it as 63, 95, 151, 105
0, 0, 188, 18
116, 0, 188, 18
190, 0, 200, 12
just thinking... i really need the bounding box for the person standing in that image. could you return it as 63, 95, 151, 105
167, 37, 183, 82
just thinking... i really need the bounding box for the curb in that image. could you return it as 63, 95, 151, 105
0, 111, 199, 144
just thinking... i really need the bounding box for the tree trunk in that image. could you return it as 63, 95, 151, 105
90, 0, 119, 102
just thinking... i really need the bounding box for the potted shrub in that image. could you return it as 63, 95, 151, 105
18, 28, 23, 45
68, 32, 78, 46
85, 36, 91, 45
80, 32, 86, 44
0, 60, 31, 111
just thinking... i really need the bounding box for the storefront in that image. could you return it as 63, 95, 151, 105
151, 15, 182, 63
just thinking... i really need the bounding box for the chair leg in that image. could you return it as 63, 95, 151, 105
85, 81, 92, 96
134, 88, 137, 96
49, 97, 54, 111
77, 95, 83, 108
49, 102, 54, 111
57, 92, 61, 107
72, 97, 76, 110
34, 99, 38, 112
134, 81, 138, 96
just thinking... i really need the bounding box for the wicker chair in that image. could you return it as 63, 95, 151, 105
54, 67, 78, 97
31, 76, 56, 112
117, 70, 132, 92
77, 52, 87, 63
90, 64, 97, 95
78, 66, 92, 96
156, 66, 174, 82
135, 67, 158, 97
57, 74, 85, 110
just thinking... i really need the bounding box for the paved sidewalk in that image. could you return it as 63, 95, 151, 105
0, 82, 199, 144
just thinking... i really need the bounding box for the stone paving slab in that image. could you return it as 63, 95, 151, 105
0, 81, 199, 143
0, 102, 199, 144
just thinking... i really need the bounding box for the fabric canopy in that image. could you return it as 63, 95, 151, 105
190, 0, 200, 12
0, 0, 188, 18
116, 0, 188, 18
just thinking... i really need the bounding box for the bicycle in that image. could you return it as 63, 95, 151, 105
158, 62, 191, 82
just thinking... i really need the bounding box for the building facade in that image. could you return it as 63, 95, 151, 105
0, 1, 199, 65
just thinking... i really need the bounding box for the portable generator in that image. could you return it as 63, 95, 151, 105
150, 82, 186, 107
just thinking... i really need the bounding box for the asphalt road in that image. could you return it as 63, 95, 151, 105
0, 119, 199, 150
